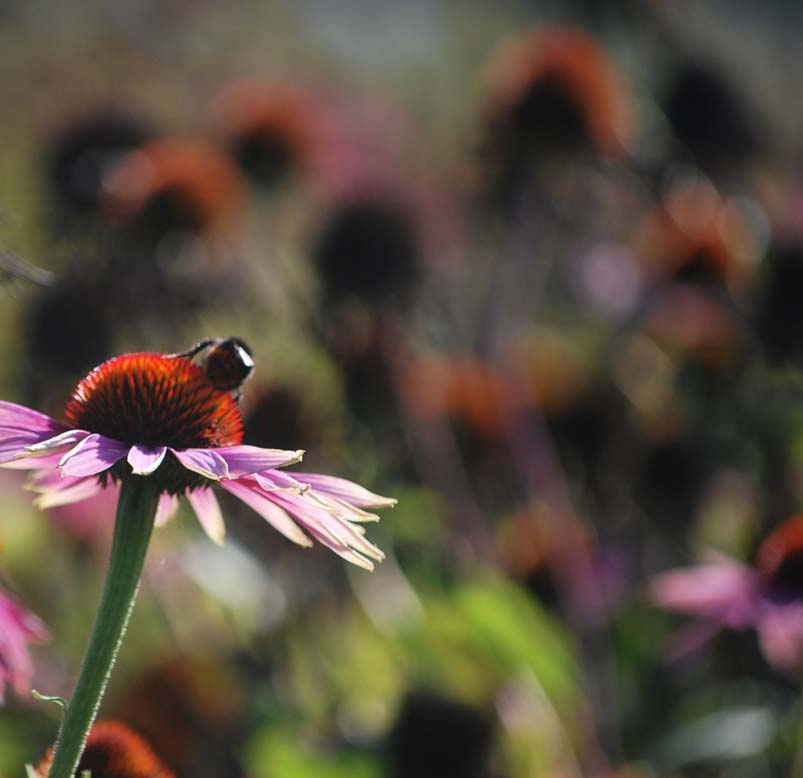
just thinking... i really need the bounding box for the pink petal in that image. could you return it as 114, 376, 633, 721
27, 466, 86, 490
649, 559, 760, 629
33, 476, 104, 509
269, 491, 384, 569
215, 445, 304, 478
0, 401, 66, 434
758, 602, 803, 674
154, 494, 181, 527
221, 479, 313, 547
254, 470, 308, 492
59, 434, 129, 477
170, 448, 229, 480
1, 452, 65, 470
127, 446, 167, 476
306, 492, 380, 523
186, 488, 226, 545
0, 587, 49, 703
289, 518, 378, 571
291, 473, 398, 508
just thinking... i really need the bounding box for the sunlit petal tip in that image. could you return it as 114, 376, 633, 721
347, 553, 376, 571
359, 494, 397, 509
290, 473, 396, 508
253, 470, 309, 494
215, 445, 305, 478
127, 446, 168, 476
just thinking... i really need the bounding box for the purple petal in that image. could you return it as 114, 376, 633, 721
171, 449, 229, 480
59, 434, 129, 478
0, 433, 46, 462
127, 446, 167, 476
155, 494, 180, 527
0, 402, 70, 464
0, 428, 88, 465
214, 445, 304, 478
186, 488, 226, 545
0, 401, 66, 434
289, 473, 397, 508
221, 479, 313, 547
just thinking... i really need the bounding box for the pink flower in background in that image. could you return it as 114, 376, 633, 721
1, 346, 393, 569
0, 587, 49, 703
651, 516, 803, 673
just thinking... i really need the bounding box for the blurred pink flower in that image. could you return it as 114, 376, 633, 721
0, 348, 393, 569
0, 586, 49, 703
651, 516, 803, 673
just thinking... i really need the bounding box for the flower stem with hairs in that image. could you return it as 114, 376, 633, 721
47, 477, 160, 778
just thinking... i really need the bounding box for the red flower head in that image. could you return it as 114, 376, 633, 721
633, 176, 759, 292
212, 78, 323, 187
399, 355, 520, 443
102, 138, 246, 238
482, 25, 633, 158
755, 516, 803, 598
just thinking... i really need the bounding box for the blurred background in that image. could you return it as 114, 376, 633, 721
2, 0, 803, 775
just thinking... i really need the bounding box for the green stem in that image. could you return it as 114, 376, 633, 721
48, 477, 160, 778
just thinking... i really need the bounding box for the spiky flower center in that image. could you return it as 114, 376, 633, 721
64, 353, 243, 493
65, 352, 243, 448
